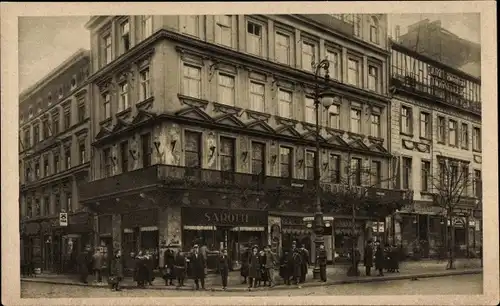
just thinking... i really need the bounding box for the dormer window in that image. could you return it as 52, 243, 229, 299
28, 107, 33, 119
71, 75, 77, 90
47, 92, 52, 105
58, 87, 63, 99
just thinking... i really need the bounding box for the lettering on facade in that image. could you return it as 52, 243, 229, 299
428, 65, 466, 97
182, 207, 267, 226
204, 212, 250, 224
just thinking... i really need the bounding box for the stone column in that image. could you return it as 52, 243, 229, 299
111, 213, 123, 253
362, 56, 368, 90
167, 206, 182, 246
157, 207, 169, 246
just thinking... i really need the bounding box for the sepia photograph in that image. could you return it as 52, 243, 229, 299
1, 2, 498, 306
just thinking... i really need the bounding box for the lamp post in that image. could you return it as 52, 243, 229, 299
312, 59, 336, 279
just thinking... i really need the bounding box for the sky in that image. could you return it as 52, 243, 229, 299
18, 13, 481, 94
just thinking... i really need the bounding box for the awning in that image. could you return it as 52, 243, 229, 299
230, 226, 265, 231
124, 228, 134, 233
140, 226, 158, 232
183, 225, 216, 230
282, 228, 312, 235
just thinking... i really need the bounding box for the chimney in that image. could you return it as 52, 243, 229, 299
395, 25, 401, 42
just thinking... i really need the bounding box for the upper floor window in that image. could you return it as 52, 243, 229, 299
141, 133, 152, 167
182, 64, 201, 99
251, 142, 265, 176
448, 119, 458, 146
401, 106, 412, 135
43, 157, 50, 177
275, 32, 290, 65
54, 154, 60, 173
217, 73, 235, 106
421, 160, 431, 192
279, 146, 292, 178
66, 192, 73, 212
347, 58, 360, 86
184, 131, 202, 168
370, 16, 379, 44
420, 112, 430, 139
65, 147, 71, 169
118, 82, 129, 112
305, 97, 316, 124
71, 75, 77, 90
52, 112, 60, 135
437, 116, 446, 143
103, 148, 112, 177
215, 15, 232, 47
58, 87, 64, 100
102, 93, 111, 120
326, 50, 339, 80
301, 42, 315, 72
120, 141, 129, 173
120, 20, 131, 54
102, 34, 112, 65
351, 157, 362, 185
33, 124, 40, 144
63, 108, 71, 130
34, 162, 40, 179
181, 15, 199, 36
23, 129, 30, 149
371, 160, 381, 187
247, 21, 262, 56
329, 154, 340, 183
473, 169, 482, 197
79, 141, 86, 164
473, 127, 481, 151
140, 68, 151, 101
329, 104, 340, 129
370, 113, 381, 137
278, 89, 292, 118
305, 150, 316, 180
249, 81, 265, 112
350, 108, 361, 134
461, 123, 469, 149
78, 97, 86, 122
142, 15, 153, 38
368, 66, 378, 91
220, 137, 236, 172
28, 107, 33, 119
47, 92, 52, 105
402, 157, 412, 189
42, 119, 50, 138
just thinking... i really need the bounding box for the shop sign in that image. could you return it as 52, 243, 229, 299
334, 219, 363, 231
123, 209, 158, 228
182, 207, 268, 226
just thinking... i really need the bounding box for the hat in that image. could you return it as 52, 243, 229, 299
193, 244, 199, 248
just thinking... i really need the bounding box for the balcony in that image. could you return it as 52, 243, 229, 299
391, 72, 481, 115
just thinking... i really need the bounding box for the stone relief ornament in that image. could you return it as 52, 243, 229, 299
165, 124, 181, 165
207, 132, 217, 169
130, 136, 140, 170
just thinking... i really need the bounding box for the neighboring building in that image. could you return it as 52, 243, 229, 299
389, 41, 482, 258
80, 14, 410, 270
396, 19, 481, 77
19, 49, 91, 273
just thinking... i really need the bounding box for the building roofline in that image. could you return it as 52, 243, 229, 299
389, 39, 481, 84
85, 16, 110, 30
19, 49, 90, 102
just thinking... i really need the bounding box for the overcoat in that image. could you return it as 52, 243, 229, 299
247, 253, 261, 279
374, 246, 385, 270
364, 245, 374, 267
188, 252, 206, 279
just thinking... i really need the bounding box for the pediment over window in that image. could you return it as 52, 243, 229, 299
276, 125, 302, 138
131, 109, 156, 125
369, 143, 388, 153
177, 94, 209, 110
213, 102, 242, 115
245, 120, 275, 134
213, 113, 246, 128
175, 107, 213, 122
301, 131, 325, 142
112, 118, 131, 133
348, 139, 369, 150
327, 135, 349, 147
95, 126, 112, 140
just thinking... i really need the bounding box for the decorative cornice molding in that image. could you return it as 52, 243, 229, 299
246, 109, 271, 121
275, 116, 298, 127
177, 94, 209, 110
212, 102, 242, 115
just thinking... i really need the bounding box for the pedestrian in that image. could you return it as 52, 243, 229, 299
135, 251, 148, 288
247, 246, 261, 290
299, 244, 310, 283
316, 244, 327, 282
354, 246, 361, 275
174, 249, 187, 287
77, 245, 92, 284
188, 244, 206, 290
279, 250, 290, 285
162, 248, 175, 286
92, 247, 104, 283
144, 250, 154, 286
391, 244, 400, 273
364, 240, 374, 276
374, 241, 385, 276
218, 248, 230, 290
290, 242, 302, 287
109, 249, 124, 291
264, 245, 277, 287
258, 250, 267, 287
240, 245, 249, 284
384, 243, 392, 273
129, 252, 137, 283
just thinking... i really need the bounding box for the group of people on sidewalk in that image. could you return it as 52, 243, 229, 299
363, 240, 400, 277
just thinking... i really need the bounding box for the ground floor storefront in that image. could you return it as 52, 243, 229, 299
20, 212, 93, 274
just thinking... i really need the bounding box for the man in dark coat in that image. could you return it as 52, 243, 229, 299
174, 249, 187, 287
109, 249, 124, 291
92, 247, 104, 283
240, 246, 249, 284
364, 240, 374, 276
279, 250, 290, 285
316, 244, 328, 282
218, 248, 230, 290
299, 244, 310, 283
188, 244, 206, 290
247, 246, 261, 289
374, 241, 385, 276
162, 249, 176, 286
77, 245, 92, 284
290, 243, 302, 287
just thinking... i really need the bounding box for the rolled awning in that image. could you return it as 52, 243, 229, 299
140, 226, 158, 232
184, 225, 216, 230
282, 228, 312, 235
230, 226, 265, 231
124, 228, 134, 233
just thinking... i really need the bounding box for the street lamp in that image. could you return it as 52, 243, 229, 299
312, 58, 337, 279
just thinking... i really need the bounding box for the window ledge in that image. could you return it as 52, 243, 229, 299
99, 118, 112, 127
400, 132, 414, 138
116, 107, 132, 119
177, 94, 208, 109
136, 96, 155, 110
472, 149, 482, 153
419, 136, 432, 142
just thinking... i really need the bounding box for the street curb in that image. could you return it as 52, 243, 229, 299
21, 269, 482, 292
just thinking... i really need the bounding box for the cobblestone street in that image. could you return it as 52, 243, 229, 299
21, 274, 482, 298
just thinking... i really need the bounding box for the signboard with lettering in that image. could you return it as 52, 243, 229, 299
182, 207, 268, 227
59, 212, 68, 227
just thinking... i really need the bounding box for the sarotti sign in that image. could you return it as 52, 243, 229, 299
182, 207, 268, 227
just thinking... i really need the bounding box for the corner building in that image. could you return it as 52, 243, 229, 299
389, 42, 482, 258
81, 14, 409, 271
19, 50, 92, 273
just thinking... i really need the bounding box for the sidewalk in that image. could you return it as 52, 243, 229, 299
21, 259, 482, 292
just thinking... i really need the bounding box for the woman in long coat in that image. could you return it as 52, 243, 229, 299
162, 249, 176, 286
135, 251, 149, 288
374, 242, 385, 276
247, 246, 261, 289
109, 250, 124, 291
240, 246, 249, 284
174, 250, 187, 287
258, 250, 268, 287
290, 248, 302, 285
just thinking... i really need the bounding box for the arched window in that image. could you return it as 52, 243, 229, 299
370, 16, 379, 44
